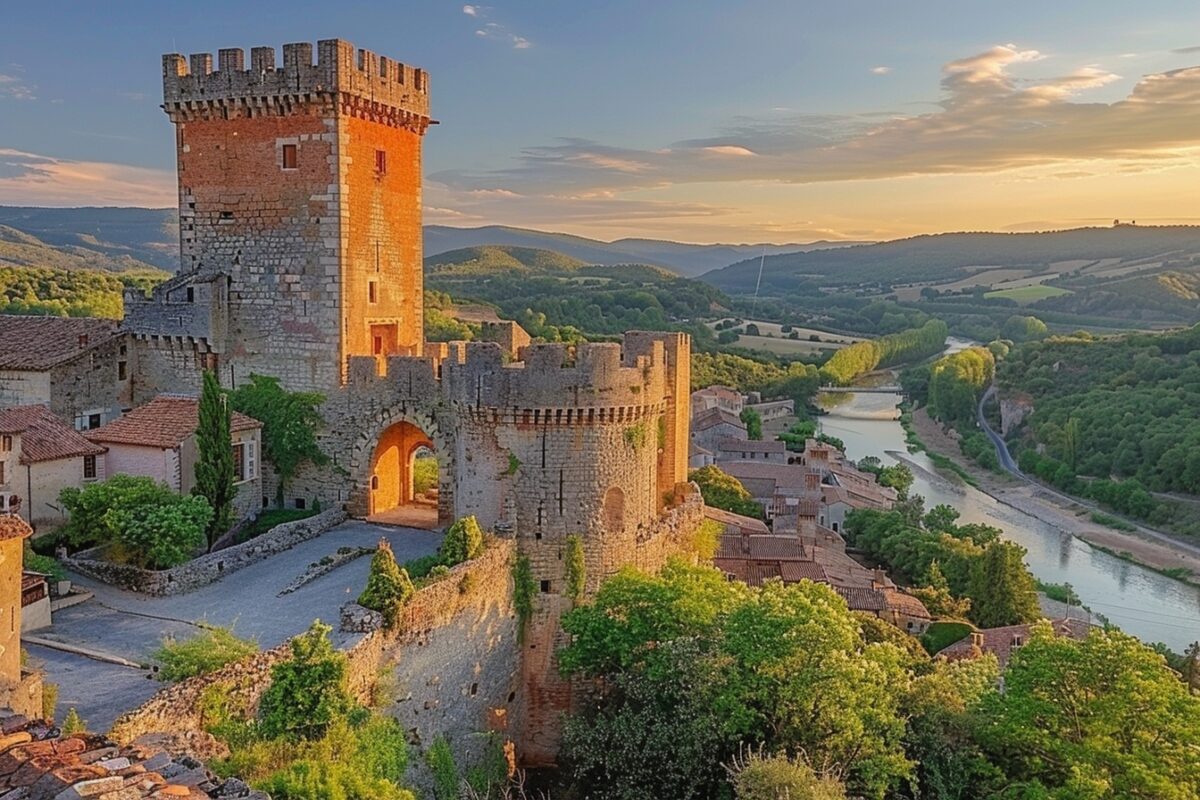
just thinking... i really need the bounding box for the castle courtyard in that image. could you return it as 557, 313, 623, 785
26, 519, 441, 730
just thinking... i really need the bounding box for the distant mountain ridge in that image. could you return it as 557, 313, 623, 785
424, 225, 864, 277
425, 245, 589, 276
0, 207, 178, 271
703, 226, 1200, 293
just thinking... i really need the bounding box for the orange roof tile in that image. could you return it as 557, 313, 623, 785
0, 514, 32, 541
87, 396, 261, 449
0, 406, 106, 464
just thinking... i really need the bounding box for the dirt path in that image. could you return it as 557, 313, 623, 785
909, 407, 1200, 585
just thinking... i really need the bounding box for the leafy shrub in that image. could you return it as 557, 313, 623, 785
107, 495, 212, 569
58, 475, 180, 549
425, 736, 460, 800
154, 626, 258, 682
440, 516, 484, 565
728, 750, 846, 800
412, 454, 438, 495
512, 555, 535, 643
42, 683, 58, 721
23, 543, 65, 582
61, 708, 87, 735
689, 465, 763, 519
564, 535, 586, 603
357, 542, 415, 627
692, 519, 723, 561
259, 621, 351, 741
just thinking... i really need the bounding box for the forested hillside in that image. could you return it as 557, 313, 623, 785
1, 265, 169, 318
999, 326, 1200, 534
0, 207, 177, 270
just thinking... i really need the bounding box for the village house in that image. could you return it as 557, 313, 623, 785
938, 618, 1092, 667
690, 406, 747, 453
719, 461, 823, 521
690, 385, 744, 417
0, 405, 107, 531
743, 396, 794, 423
86, 396, 264, 519
0, 316, 132, 431
714, 437, 788, 465
688, 441, 715, 469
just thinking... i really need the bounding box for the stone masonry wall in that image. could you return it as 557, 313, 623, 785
109, 538, 518, 772
48, 333, 133, 427
62, 508, 346, 596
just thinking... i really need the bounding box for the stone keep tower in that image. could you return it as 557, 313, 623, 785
155, 40, 432, 394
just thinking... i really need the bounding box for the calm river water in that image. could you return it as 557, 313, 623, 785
816, 389, 1200, 651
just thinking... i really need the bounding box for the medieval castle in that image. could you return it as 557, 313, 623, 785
117, 38, 698, 760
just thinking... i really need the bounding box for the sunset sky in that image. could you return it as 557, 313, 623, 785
2, 1, 1200, 243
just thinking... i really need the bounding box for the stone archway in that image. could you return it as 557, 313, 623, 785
346, 406, 454, 527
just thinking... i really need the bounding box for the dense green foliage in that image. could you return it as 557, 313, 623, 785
728, 751, 847, 800
512, 555, 536, 644
844, 508, 1039, 628
925, 347, 995, 425
690, 353, 821, 409
425, 736, 460, 800
689, 465, 763, 519
412, 454, 438, 495
259, 621, 352, 741
739, 407, 762, 440
439, 516, 485, 565
154, 626, 258, 682
1000, 314, 1049, 342
0, 264, 167, 318
820, 321, 948, 385
59, 475, 211, 569
23, 542, 65, 582
227, 374, 327, 504
559, 563, 913, 799
194, 371, 236, 548
1000, 325, 1200, 534
357, 543, 416, 627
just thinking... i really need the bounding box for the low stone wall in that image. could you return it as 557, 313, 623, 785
109, 537, 519, 771
62, 508, 347, 596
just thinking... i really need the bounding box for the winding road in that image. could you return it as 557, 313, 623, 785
976, 385, 1200, 561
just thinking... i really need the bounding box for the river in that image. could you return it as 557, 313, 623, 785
816, 387, 1200, 651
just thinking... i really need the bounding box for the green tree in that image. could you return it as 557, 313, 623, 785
228, 374, 327, 505
967, 541, 1041, 628
439, 516, 484, 565
924, 504, 962, 534
59, 474, 180, 549
259, 620, 351, 741
740, 407, 763, 440
564, 534, 586, 604
357, 540, 415, 627
689, 465, 763, 519
61, 708, 87, 735
977, 624, 1200, 798
194, 370, 236, 548
1062, 416, 1081, 472
107, 496, 212, 569
878, 464, 914, 500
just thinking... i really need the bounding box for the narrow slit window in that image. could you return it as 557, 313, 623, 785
282, 144, 298, 169
375, 149, 387, 174
368, 280, 378, 304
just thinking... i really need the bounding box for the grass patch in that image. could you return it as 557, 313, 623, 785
984, 285, 1072, 303
154, 625, 258, 682
1035, 580, 1081, 605
238, 508, 318, 542
920, 621, 974, 655
1090, 511, 1136, 532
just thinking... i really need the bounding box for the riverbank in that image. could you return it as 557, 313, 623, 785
906, 406, 1200, 587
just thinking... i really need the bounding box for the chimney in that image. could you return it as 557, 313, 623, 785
970, 631, 984, 649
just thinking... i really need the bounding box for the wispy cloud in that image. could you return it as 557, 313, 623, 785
0, 149, 175, 206
0, 72, 35, 101
1172, 45, 1200, 54
464, 5, 530, 49
870, 66, 891, 75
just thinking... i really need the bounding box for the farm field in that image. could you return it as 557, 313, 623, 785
984, 285, 1073, 303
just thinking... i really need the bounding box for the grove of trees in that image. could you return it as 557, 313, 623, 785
820, 320, 949, 385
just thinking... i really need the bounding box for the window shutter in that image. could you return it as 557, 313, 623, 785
247, 440, 257, 480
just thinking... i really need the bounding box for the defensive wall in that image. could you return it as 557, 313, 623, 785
109, 537, 518, 772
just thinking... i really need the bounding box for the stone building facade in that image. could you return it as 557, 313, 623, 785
118, 39, 698, 764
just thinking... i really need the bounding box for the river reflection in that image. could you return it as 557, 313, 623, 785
816, 391, 1200, 651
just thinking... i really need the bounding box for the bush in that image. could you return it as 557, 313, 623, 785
357, 541, 415, 627
58, 475, 180, 549
564, 535, 586, 603
61, 708, 87, 735
920, 621, 975, 655
259, 621, 351, 741
439, 516, 484, 565
425, 736, 460, 800
729, 750, 846, 800
412, 454, 438, 496
402, 554, 443, 580
107, 495, 212, 569
23, 543, 65, 582
154, 626, 259, 682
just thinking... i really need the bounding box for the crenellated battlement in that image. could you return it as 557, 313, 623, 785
341, 333, 685, 417
162, 39, 431, 130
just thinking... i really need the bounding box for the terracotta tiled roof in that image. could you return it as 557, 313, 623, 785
87, 396, 261, 449
778, 561, 828, 583
0, 713, 265, 798
703, 506, 769, 535
0, 514, 32, 541
0, 316, 122, 371
834, 586, 888, 612
692, 407, 746, 432
717, 533, 807, 561
939, 617, 1092, 667
882, 589, 931, 620
716, 438, 786, 454
720, 462, 820, 490
0, 405, 106, 464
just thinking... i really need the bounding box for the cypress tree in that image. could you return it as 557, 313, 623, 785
194, 370, 235, 549
358, 538, 414, 627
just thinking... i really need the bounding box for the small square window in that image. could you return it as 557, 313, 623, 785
295, 498, 306, 510
282, 144, 298, 169
539, 580, 551, 593
88, 413, 102, 430
375, 149, 387, 174
368, 280, 378, 304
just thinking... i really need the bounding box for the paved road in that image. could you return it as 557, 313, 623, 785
27, 519, 441, 732
976, 385, 1200, 560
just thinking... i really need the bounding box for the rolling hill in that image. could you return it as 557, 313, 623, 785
702, 225, 1200, 294
425, 245, 589, 276
0, 207, 178, 271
